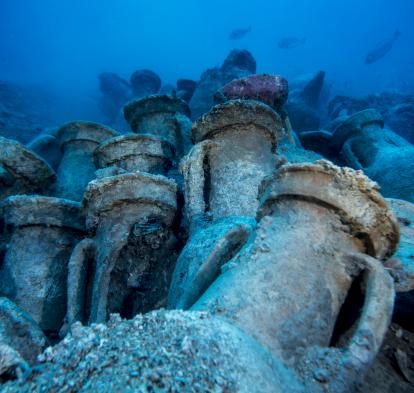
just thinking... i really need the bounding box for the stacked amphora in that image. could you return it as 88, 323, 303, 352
331, 109, 414, 202
169, 99, 284, 308
64, 94, 191, 328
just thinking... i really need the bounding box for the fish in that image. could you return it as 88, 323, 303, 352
229, 26, 251, 40
365, 29, 401, 64
277, 36, 306, 49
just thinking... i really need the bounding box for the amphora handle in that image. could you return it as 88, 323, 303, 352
303, 252, 394, 392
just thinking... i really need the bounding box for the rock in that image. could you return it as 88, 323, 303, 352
0, 297, 48, 364
216, 74, 289, 110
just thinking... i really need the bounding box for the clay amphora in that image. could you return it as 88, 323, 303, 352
191, 161, 398, 392
53, 121, 118, 201
182, 99, 283, 231
0, 196, 84, 331
65, 172, 177, 327
123, 94, 192, 158
0, 137, 56, 200
168, 99, 283, 308
332, 109, 414, 202
94, 133, 174, 176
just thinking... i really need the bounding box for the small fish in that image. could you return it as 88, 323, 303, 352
365, 29, 401, 64
229, 26, 251, 40
277, 36, 306, 49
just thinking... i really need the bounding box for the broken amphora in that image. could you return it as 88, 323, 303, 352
53, 121, 118, 201
0, 196, 84, 332
64, 172, 178, 329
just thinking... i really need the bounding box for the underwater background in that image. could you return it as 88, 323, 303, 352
1, 0, 414, 130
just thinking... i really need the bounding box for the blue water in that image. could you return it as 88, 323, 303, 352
0, 0, 413, 123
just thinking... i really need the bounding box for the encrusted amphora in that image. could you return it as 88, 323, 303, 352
94, 133, 174, 176
0, 137, 55, 200
0, 196, 84, 332
123, 94, 192, 158
64, 172, 178, 328
169, 99, 283, 307
53, 121, 118, 201
191, 161, 398, 392
332, 109, 414, 202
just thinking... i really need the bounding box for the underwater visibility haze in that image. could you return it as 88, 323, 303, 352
0, 1, 414, 392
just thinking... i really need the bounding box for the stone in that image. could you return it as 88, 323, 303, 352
53, 121, 118, 201
64, 172, 178, 328
216, 74, 289, 111
123, 94, 192, 157
0, 196, 85, 332
0, 297, 48, 364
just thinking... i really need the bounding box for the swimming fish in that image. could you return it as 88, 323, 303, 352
277, 36, 306, 49
365, 29, 401, 64
229, 27, 251, 40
